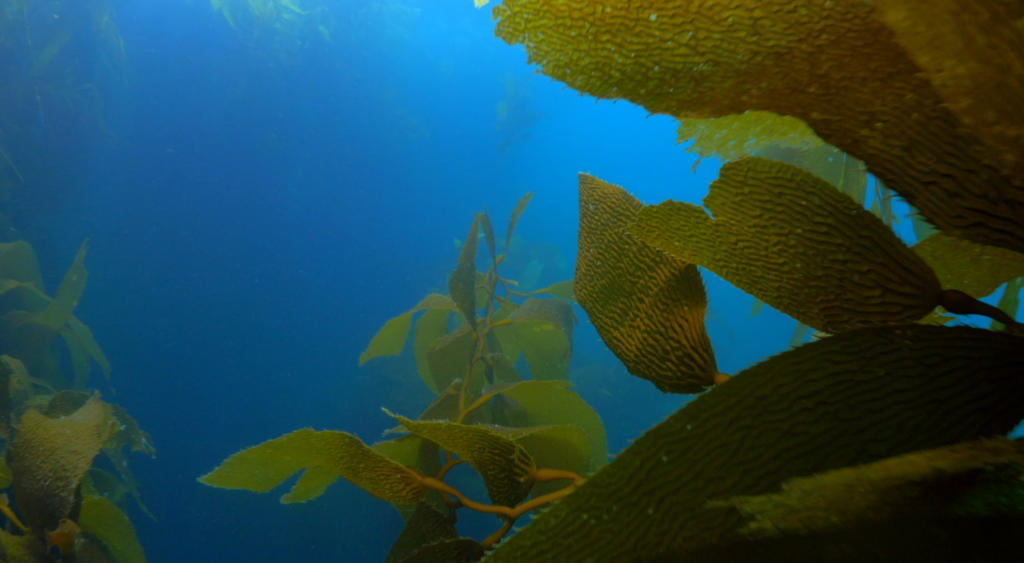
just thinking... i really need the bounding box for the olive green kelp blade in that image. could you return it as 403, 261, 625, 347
198, 429, 425, 505
484, 325, 1024, 563
491, 0, 1024, 253
576, 173, 718, 393
493, 297, 576, 381
628, 158, 941, 334
385, 503, 458, 563
912, 233, 1024, 299
690, 438, 1024, 562
449, 216, 480, 331
389, 411, 535, 508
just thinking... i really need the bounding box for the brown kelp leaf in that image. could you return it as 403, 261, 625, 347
498, 425, 590, 498
576, 174, 718, 393
359, 294, 457, 367
449, 217, 480, 331
13, 395, 107, 532
628, 158, 942, 334
678, 112, 825, 163
413, 307, 453, 393
198, 428, 425, 505
478, 209, 497, 264
103, 448, 154, 520
494, 298, 576, 381
0, 279, 50, 315
913, 233, 1024, 299
491, 0, 1024, 254
83, 468, 130, 509
0, 241, 44, 291
389, 412, 536, 508
78, 495, 146, 563
385, 503, 458, 563
485, 380, 607, 472
62, 327, 91, 389
426, 323, 486, 394
504, 192, 533, 254
0, 529, 47, 562
32, 240, 88, 332
875, 0, 1024, 182
486, 353, 521, 385
485, 325, 1024, 563
757, 144, 870, 206
539, 280, 575, 303
374, 435, 446, 519
68, 315, 111, 379
720, 437, 1024, 539
395, 538, 485, 563
415, 379, 486, 426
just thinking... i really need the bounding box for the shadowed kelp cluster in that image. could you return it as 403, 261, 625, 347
201, 196, 605, 558
0, 240, 151, 563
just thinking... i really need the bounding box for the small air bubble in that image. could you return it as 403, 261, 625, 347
649, 14, 657, 21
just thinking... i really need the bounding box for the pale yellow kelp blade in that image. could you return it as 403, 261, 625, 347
628, 157, 941, 334
912, 233, 1024, 299
78, 495, 147, 563
12, 396, 106, 533
874, 0, 1024, 183
358, 293, 457, 367
484, 325, 1024, 563
677, 111, 825, 163
198, 428, 425, 505
575, 173, 718, 394
389, 412, 535, 509
490, 0, 1024, 253
482, 380, 607, 472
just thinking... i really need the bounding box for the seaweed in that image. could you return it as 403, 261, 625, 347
202, 196, 606, 552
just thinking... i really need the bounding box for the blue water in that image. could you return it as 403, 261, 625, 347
5, 1, 1018, 561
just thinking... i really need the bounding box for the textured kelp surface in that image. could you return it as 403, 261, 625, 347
628, 158, 941, 333
485, 326, 1024, 562
492, 0, 1024, 253
576, 173, 717, 393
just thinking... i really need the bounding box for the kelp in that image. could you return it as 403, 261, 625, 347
576, 173, 719, 393
205, 195, 600, 553
489, 0, 1024, 254
485, 326, 1024, 562
627, 158, 1018, 333
199, 428, 427, 505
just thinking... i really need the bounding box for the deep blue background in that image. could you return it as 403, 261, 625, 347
19, 1, 1014, 561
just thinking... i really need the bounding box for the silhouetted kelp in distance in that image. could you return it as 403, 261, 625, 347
465, 0, 1024, 560
200, 195, 607, 558
0, 241, 151, 562
0, 0, 126, 242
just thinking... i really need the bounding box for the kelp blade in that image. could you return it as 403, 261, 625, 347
912, 233, 1024, 298
576, 173, 718, 393
198, 428, 425, 505
628, 158, 941, 334
485, 326, 1024, 562
491, 0, 1024, 253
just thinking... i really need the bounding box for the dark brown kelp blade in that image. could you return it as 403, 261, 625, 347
689, 438, 1024, 562
628, 158, 941, 334
504, 192, 533, 254
478, 209, 497, 264
576, 173, 718, 393
491, 0, 1024, 253
874, 0, 1024, 183
449, 216, 480, 331
395, 538, 485, 563
385, 503, 458, 563
485, 325, 1024, 563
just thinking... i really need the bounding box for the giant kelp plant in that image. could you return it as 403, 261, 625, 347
201, 196, 606, 559
0, 241, 152, 563
463, 0, 1024, 560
